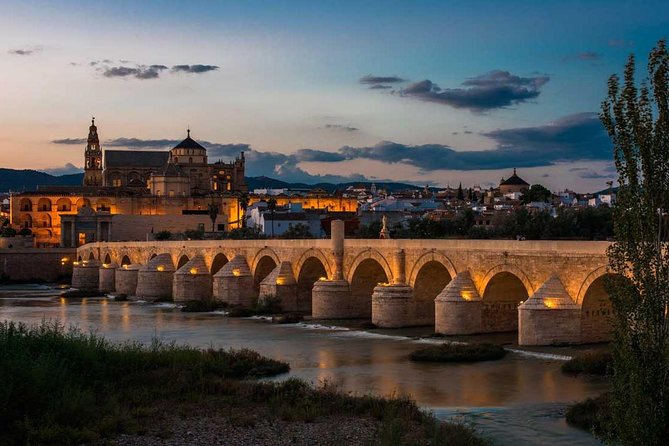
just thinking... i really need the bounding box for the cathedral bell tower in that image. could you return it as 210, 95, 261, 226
83, 117, 103, 187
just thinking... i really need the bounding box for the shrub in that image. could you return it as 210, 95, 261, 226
0, 227, 17, 237
18, 227, 32, 236
154, 230, 172, 241
410, 343, 507, 363
180, 300, 224, 313
183, 229, 204, 240
566, 393, 612, 437
561, 351, 612, 376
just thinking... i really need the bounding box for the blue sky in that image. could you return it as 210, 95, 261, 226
1, 0, 667, 190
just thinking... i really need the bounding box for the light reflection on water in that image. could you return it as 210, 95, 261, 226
0, 287, 606, 446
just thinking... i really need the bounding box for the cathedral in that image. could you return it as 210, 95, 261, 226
83, 118, 247, 195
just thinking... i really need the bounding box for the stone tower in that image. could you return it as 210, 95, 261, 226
83, 117, 103, 187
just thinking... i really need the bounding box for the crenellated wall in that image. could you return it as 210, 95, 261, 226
74, 230, 614, 345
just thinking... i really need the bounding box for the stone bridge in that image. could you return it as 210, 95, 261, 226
72, 221, 613, 346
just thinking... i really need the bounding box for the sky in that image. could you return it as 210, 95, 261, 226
0, 0, 667, 192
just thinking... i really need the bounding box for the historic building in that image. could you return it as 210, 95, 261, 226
9, 118, 356, 247
499, 169, 530, 195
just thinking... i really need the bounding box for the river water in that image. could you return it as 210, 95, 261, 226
0, 285, 607, 445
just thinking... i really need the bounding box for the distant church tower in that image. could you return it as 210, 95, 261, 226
83, 117, 103, 186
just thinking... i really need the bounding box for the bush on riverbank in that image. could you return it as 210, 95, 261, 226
566, 393, 613, 438
60, 289, 104, 298
561, 351, 612, 376
410, 343, 507, 363
0, 320, 488, 446
180, 299, 226, 312
227, 296, 283, 317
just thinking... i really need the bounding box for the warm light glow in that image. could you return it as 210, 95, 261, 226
276, 277, 286, 285
544, 299, 558, 309
123, 264, 129, 270
318, 276, 328, 281
190, 267, 198, 275
61, 257, 69, 263
102, 263, 110, 268
232, 268, 241, 277
73, 261, 80, 266
461, 291, 473, 301
156, 265, 165, 272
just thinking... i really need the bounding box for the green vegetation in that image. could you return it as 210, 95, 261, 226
180, 299, 225, 312
0, 321, 488, 446
227, 296, 283, 317
410, 343, 507, 363
561, 351, 612, 376
599, 39, 669, 444
360, 207, 613, 241
182, 229, 205, 240
280, 222, 314, 239
60, 289, 104, 298
153, 230, 172, 241
566, 393, 612, 438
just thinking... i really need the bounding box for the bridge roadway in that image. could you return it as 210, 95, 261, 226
72, 221, 613, 346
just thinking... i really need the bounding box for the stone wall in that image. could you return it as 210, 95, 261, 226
0, 248, 75, 282
110, 214, 228, 241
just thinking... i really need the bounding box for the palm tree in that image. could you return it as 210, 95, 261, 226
207, 203, 219, 233
239, 194, 250, 228
267, 197, 277, 238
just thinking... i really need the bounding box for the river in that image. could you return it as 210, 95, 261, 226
0, 284, 607, 445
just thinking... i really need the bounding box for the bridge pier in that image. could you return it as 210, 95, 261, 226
259, 261, 297, 311
435, 271, 482, 335
518, 276, 580, 345
372, 283, 413, 327
98, 262, 118, 293
173, 255, 212, 303
136, 253, 175, 301
115, 264, 140, 296
312, 279, 353, 318
213, 255, 255, 307
71, 259, 101, 291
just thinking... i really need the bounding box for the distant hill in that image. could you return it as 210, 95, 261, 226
0, 168, 431, 194
0, 169, 84, 193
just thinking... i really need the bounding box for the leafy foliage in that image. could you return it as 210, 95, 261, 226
561, 351, 612, 376
154, 230, 172, 241
599, 39, 669, 445
280, 223, 314, 239
521, 184, 552, 204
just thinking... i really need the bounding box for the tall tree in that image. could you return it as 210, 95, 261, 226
267, 197, 277, 238
456, 183, 464, 200
207, 203, 219, 233
239, 194, 250, 228
600, 39, 669, 445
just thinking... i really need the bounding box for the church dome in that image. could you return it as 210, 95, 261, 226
172, 129, 206, 153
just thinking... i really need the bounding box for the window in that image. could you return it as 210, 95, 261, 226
169, 190, 175, 197
217, 224, 226, 231
112, 179, 122, 187
197, 223, 205, 232
189, 157, 193, 164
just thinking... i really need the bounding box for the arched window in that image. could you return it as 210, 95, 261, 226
189, 157, 193, 164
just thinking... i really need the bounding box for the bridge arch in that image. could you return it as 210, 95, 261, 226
120, 255, 131, 266
253, 254, 278, 291
147, 252, 157, 263
296, 255, 329, 313
411, 256, 454, 326
103, 253, 112, 264
176, 254, 190, 270
408, 251, 457, 288
577, 267, 615, 343
87, 252, 96, 260
346, 249, 393, 284
210, 253, 229, 275
251, 248, 281, 277
349, 255, 390, 319
294, 249, 333, 280
480, 265, 533, 333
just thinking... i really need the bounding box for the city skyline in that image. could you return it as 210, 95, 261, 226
1, 0, 667, 191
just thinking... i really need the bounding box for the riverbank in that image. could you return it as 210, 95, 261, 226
0, 320, 487, 445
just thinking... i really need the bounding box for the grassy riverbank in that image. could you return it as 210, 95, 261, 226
0, 321, 488, 445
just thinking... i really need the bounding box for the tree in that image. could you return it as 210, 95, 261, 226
599, 39, 669, 445
521, 184, 552, 204
267, 197, 277, 238
280, 223, 313, 239
239, 194, 250, 228
456, 183, 464, 200
207, 203, 218, 233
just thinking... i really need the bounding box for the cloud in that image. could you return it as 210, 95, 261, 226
369, 84, 393, 90
395, 70, 549, 112
171, 64, 219, 74
8, 46, 42, 56
359, 75, 405, 84
91, 62, 218, 80
48, 112, 611, 181
323, 124, 359, 132
102, 65, 169, 80
42, 163, 83, 176
52, 138, 86, 145
609, 39, 634, 48
576, 170, 614, 179
577, 52, 599, 61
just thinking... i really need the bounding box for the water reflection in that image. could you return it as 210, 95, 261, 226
0, 288, 606, 445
